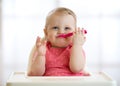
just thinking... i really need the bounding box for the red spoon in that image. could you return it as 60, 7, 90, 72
57, 30, 87, 38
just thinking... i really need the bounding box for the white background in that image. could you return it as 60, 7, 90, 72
0, 0, 120, 86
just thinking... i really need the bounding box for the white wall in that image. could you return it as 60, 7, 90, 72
0, 0, 120, 86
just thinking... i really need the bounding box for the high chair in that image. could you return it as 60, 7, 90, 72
6, 72, 117, 86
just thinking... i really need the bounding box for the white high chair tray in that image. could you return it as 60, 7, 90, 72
6, 72, 116, 86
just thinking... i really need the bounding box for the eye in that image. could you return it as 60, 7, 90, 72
52, 26, 59, 30
65, 27, 71, 30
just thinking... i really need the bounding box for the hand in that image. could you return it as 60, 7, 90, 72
73, 27, 86, 46
32, 36, 47, 61
36, 36, 47, 56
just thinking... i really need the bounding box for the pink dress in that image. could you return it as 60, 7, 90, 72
43, 42, 87, 76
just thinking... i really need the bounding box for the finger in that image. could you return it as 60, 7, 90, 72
81, 28, 85, 36
43, 39, 47, 46
75, 27, 78, 34
84, 37, 86, 41
36, 36, 40, 44
36, 36, 41, 47
41, 37, 47, 45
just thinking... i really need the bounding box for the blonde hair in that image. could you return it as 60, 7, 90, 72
45, 7, 77, 28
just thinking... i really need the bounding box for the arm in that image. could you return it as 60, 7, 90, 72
27, 37, 46, 76
69, 27, 86, 73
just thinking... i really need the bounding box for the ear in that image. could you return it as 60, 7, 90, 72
44, 28, 47, 35
44, 28, 47, 37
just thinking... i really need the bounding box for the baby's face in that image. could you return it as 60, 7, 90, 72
44, 13, 76, 47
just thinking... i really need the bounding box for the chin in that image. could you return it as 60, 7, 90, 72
55, 43, 70, 48
57, 45, 68, 48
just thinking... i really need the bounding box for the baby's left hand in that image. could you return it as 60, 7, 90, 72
73, 27, 86, 46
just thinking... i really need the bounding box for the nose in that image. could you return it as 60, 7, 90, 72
58, 28, 64, 34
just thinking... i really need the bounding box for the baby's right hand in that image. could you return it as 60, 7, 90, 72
33, 36, 46, 61
36, 36, 47, 56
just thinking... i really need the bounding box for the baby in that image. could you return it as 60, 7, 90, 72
27, 7, 89, 76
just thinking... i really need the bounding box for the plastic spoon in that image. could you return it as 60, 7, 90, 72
57, 30, 87, 38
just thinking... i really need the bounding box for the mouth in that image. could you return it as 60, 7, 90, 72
57, 32, 73, 38
57, 30, 87, 38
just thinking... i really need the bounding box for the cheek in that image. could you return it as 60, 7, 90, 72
46, 33, 55, 41
67, 36, 73, 42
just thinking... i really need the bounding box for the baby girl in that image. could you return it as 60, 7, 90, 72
27, 7, 89, 76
